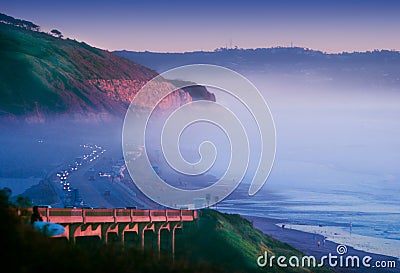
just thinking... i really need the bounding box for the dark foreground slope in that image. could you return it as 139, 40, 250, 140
0, 194, 333, 273
0, 206, 205, 273
175, 210, 333, 273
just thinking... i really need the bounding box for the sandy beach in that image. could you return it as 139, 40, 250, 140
244, 215, 399, 273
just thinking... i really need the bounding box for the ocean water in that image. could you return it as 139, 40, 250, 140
213, 83, 400, 247
218, 175, 400, 251
218, 181, 400, 258
219, 185, 400, 240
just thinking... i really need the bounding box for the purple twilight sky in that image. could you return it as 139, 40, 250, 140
2, 0, 400, 53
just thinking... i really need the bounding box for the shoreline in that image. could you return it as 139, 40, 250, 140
243, 215, 399, 273
277, 222, 400, 260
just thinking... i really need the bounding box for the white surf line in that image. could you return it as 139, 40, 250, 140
276, 223, 400, 259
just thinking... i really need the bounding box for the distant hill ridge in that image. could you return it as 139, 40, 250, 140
116, 46, 400, 69
0, 13, 213, 123
115, 47, 400, 90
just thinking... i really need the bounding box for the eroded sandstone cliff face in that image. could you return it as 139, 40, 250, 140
88, 79, 192, 111
1, 22, 212, 124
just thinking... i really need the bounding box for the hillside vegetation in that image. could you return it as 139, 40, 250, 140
0, 22, 160, 119
0, 189, 333, 273
1, 16, 217, 122
176, 210, 333, 272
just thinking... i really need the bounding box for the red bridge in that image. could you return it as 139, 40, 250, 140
18, 208, 199, 258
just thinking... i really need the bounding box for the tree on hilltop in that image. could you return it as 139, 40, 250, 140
0, 13, 40, 31
50, 29, 63, 38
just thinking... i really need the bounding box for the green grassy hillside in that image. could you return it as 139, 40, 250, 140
0, 22, 156, 117
1, 190, 334, 273
176, 210, 333, 273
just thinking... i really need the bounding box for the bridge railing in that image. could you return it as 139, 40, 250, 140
48, 208, 83, 223
18, 207, 198, 224
166, 210, 181, 222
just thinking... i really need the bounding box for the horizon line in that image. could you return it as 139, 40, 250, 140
3, 19, 399, 56
111, 46, 400, 55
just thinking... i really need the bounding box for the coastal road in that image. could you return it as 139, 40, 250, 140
47, 144, 146, 209
67, 155, 145, 208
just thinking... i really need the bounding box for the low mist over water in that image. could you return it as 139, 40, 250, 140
218, 70, 400, 242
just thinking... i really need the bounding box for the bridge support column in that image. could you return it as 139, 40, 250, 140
118, 223, 139, 248
69, 223, 102, 244
155, 222, 170, 259
68, 223, 81, 244
139, 223, 155, 252
171, 222, 183, 261
102, 223, 118, 245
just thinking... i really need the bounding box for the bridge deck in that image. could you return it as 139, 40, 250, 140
18, 208, 198, 224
